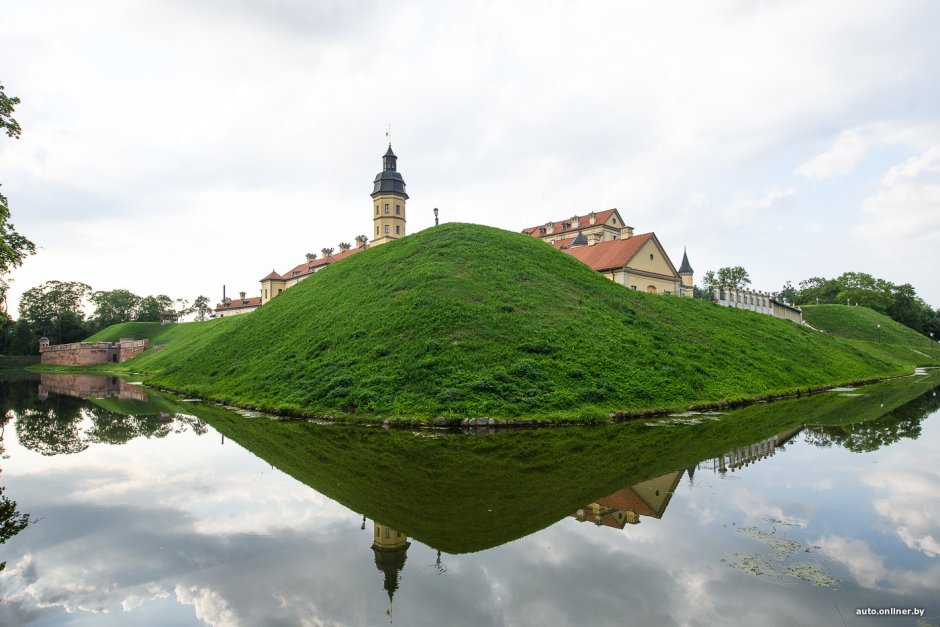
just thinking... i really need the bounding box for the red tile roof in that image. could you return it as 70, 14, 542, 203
214, 296, 262, 311
550, 237, 575, 249
260, 246, 367, 283
523, 209, 621, 238
562, 233, 654, 272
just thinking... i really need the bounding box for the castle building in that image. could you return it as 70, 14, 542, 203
371, 145, 408, 246
213, 144, 407, 315
523, 209, 694, 296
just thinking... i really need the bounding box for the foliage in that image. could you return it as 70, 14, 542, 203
17, 280, 92, 344
136, 294, 173, 322
701, 266, 751, 291
90, 289, 141, 328
91, 223, 937, 421
781, 272, 940, 339
192, 295, 212, 321
0, 81, 36, 277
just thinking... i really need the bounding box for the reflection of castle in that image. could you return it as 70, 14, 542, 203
573, 470, 684, 529
372, 522, 411, 621
701, 426, 803, 474
38, 374, 149, 402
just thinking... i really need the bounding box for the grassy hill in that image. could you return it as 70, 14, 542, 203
89, 223, 937, 421
804, 304, 940, 357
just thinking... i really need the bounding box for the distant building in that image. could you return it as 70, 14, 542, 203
214, 292, 262, 317
523, 209, 694, 296
712, 286, 803, 324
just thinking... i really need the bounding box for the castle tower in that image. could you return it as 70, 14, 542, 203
678, 248, 694, 297
372, 522, 411, 620
371, 144, 408, 246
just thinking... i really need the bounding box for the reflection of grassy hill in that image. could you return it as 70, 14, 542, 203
88, 393, 181, 417
190, 370, 940, 553
85, 224, 935, 421
804, 305, 940, 358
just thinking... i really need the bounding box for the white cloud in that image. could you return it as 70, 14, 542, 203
852, 147, 940, 248
796, 128, 871, 179
175, 585, 240, 627
723, 186, 798, 225
815, 535, 886, 588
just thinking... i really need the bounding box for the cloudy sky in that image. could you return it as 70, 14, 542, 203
2, 0, 940, 315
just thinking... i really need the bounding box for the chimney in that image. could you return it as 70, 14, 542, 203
239, 291, 246, 299
572, 215, 580, 229
338, 242, 352, 253
589, 211, 597, 225
305, 252, 317, 262
545, 221, 554, 235
624, 226, 634, 238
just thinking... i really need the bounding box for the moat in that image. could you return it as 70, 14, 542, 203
1, 370, 938, 626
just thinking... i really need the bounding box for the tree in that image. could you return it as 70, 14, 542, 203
136, 294, 173, 322
91, 289, 141, 328
701, 266, 751, 291
192, 295, 212, 321
0, 82, 36, 276
18, 280, 92, 343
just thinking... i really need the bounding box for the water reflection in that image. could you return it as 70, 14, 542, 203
0, 371, 937, 625
1, 372, 207, 456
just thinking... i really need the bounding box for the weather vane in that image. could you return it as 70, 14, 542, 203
386, 123, 391, 146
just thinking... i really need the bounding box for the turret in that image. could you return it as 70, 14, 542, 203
371, 144, 408, 247
678, 248, 694, 296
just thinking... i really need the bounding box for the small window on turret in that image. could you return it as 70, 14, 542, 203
384, 203, 390, 213
385, 225, 390, 234
395, 205, 400, 214
375, 225, 379, 235
375, 206, 379, 215
395, 225, 400, 234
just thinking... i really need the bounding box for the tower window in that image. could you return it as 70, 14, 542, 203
376, 225, 379, 235
395, 225, 400, 234
385, 528, 390, 538
375, 206, 379, 215
384, 203, 390, 213
395, 205, 400, 215
384, 225, 390, 234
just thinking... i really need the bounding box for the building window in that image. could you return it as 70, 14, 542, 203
649, 253, 654, 261
395, 204, 400, 215
384, 225, 390, 234
375, 205, 379, 215
376, 225, 379, 235
277, 289, 282, 294
384, 203, 390, 213
385, 528, 390, 539
631, 285, 637, 291
395, 225, 400, 234
264, 289, 267, 298
664, 291, 671, 295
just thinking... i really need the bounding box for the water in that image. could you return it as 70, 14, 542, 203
1, 371, 938, 626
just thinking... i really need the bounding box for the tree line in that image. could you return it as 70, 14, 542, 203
0, 280, 213, 355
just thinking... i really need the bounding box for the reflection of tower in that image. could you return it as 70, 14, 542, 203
372, 522, 411, 621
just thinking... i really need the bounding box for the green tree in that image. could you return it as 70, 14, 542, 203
701, 266, 751, 291
0, 82, 36, 275
18, 280, 92, 343
90, 289, 141, 328
136, 294, 173, 322
192, 295, 212, 321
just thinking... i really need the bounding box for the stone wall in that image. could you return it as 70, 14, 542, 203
39, 339, 149, 366
38, 373, 149, 401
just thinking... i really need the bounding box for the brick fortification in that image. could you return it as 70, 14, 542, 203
39, 338, 149, 366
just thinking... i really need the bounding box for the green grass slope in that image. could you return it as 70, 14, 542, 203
105, 223, 934, 420
803, 304, 940, 358
85, 322, 167, 343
